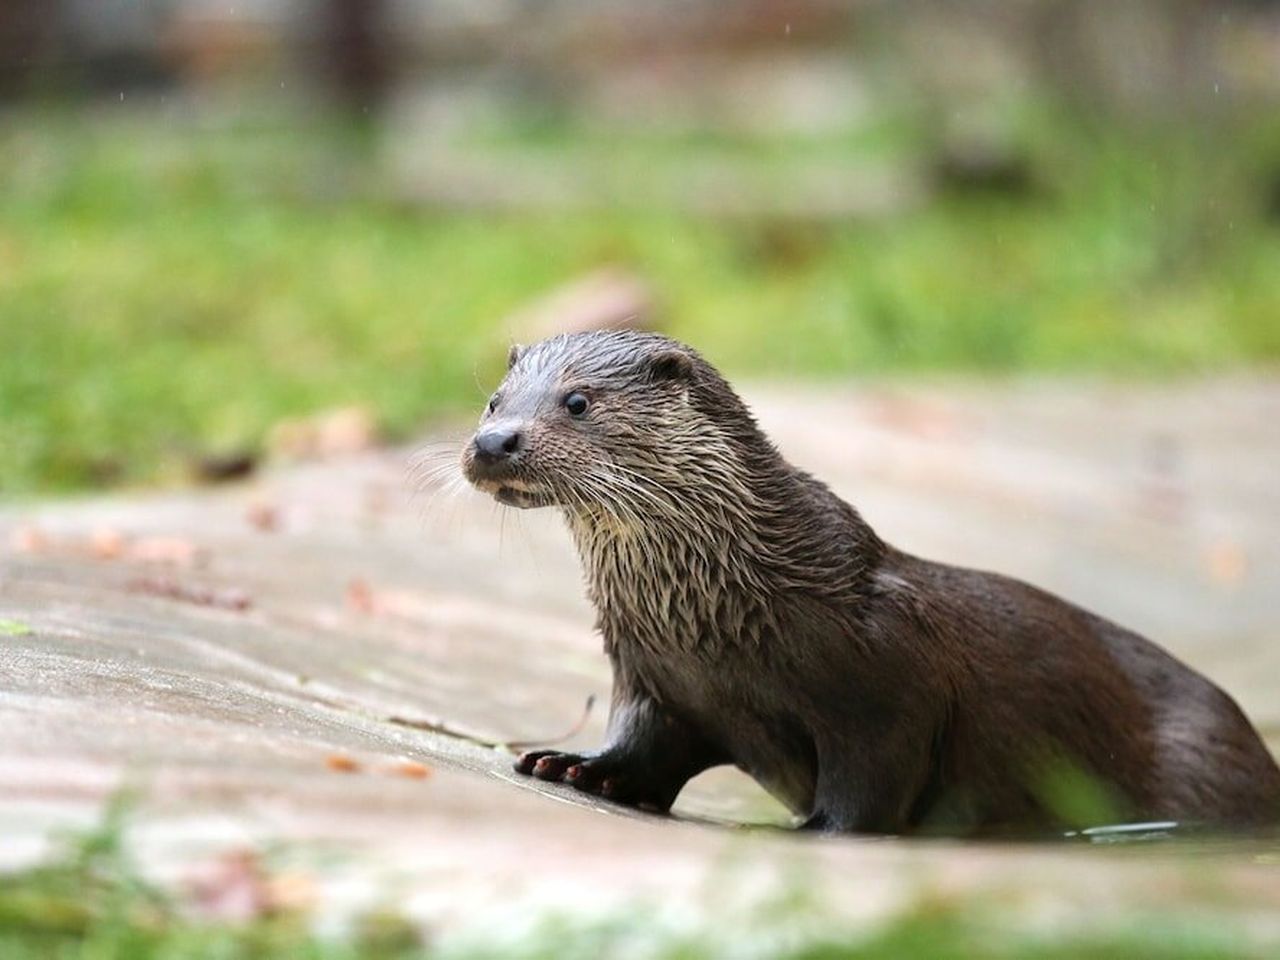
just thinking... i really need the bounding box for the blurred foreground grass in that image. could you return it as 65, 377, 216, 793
0, 805, 1266, 960
2, 106, 1278, 494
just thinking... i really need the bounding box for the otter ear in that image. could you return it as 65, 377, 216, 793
506, 343, 525, 370
646, 349, 694, 383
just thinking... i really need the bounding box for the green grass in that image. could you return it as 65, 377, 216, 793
2, 106, 1278, 494
0, 804, 1269, 959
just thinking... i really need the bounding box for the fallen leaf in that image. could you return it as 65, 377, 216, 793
866, 394, 966, 441
325, 753, 360, 773
387, 760, 432, 780
345, 578, 376, 614
9, 526, 48, 553
130, 536, 205, 567
245, 502, 280, 532
1205, 539, 1247, 586
89, 527, 127, 560
127, 577, 252, 612
0, 619, 33, 637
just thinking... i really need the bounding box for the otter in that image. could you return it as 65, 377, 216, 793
460, 331, 1280, 835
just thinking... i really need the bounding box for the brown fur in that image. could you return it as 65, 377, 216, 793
460, 331, 1280, 834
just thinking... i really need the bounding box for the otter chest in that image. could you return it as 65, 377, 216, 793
589, 547, 780, 713
587, 533, 759, 657
585, 536, 820, 814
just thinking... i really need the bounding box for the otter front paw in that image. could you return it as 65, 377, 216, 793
513, 749, 665, 810
514, 749, 584, 780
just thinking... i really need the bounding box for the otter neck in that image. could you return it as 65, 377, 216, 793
562, 453, 882, 656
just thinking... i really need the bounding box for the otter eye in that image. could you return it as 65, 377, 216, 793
564, 392, 589, 417
487, 394, 500, 415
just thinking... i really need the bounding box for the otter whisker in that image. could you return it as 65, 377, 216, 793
564, 473, 615, 522
584, 470, 679, 530
408, 459, 464, 487
407, 461, 467, 497
576, 473, 667, 570
415, 470, 473, 535
586, 468, 656, 507
604, 460, 682, 504
595, 471, 677, 519
407, 438, 471, 475
595, 464, 692, 529
407, 445, 466, 472
580, 471, 646, 527
410, 465, 470, 513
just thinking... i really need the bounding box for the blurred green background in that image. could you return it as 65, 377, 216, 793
2, 0, 1279, 495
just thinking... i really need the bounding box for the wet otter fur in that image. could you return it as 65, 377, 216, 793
460, 331, 1280, 835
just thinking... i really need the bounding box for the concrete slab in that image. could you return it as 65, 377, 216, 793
2, 378, 1278, 941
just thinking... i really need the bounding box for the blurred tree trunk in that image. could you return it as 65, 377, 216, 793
1031, 0, 1223, 116
324, 0, 389, 114
0, 0, 64, 99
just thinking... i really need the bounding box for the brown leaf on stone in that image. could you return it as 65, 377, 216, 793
127, 576, 252, 612
245, 502, 281, 533
866, 394, 966, 441
130, 536, 206, 567
325, 753, 361, 773
10, 525, 49, 553
345, 577, 377, 614
89, 527, 127, 560
386, 760, 432, 780
1205, 539, 1247, 586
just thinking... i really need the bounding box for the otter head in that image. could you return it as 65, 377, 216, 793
461, 332, 706, 515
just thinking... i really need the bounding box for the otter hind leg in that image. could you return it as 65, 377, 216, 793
803, 728, 936, 835
514, 696, 728, 812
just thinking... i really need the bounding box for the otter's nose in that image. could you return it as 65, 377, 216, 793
473, 426, 522, 464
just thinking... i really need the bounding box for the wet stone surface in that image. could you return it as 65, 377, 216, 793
1, 379, 1279, 936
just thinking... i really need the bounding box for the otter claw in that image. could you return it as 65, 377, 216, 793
514, 749, 670, 811
516, 750, 585, 782
515, 749, 618, 795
